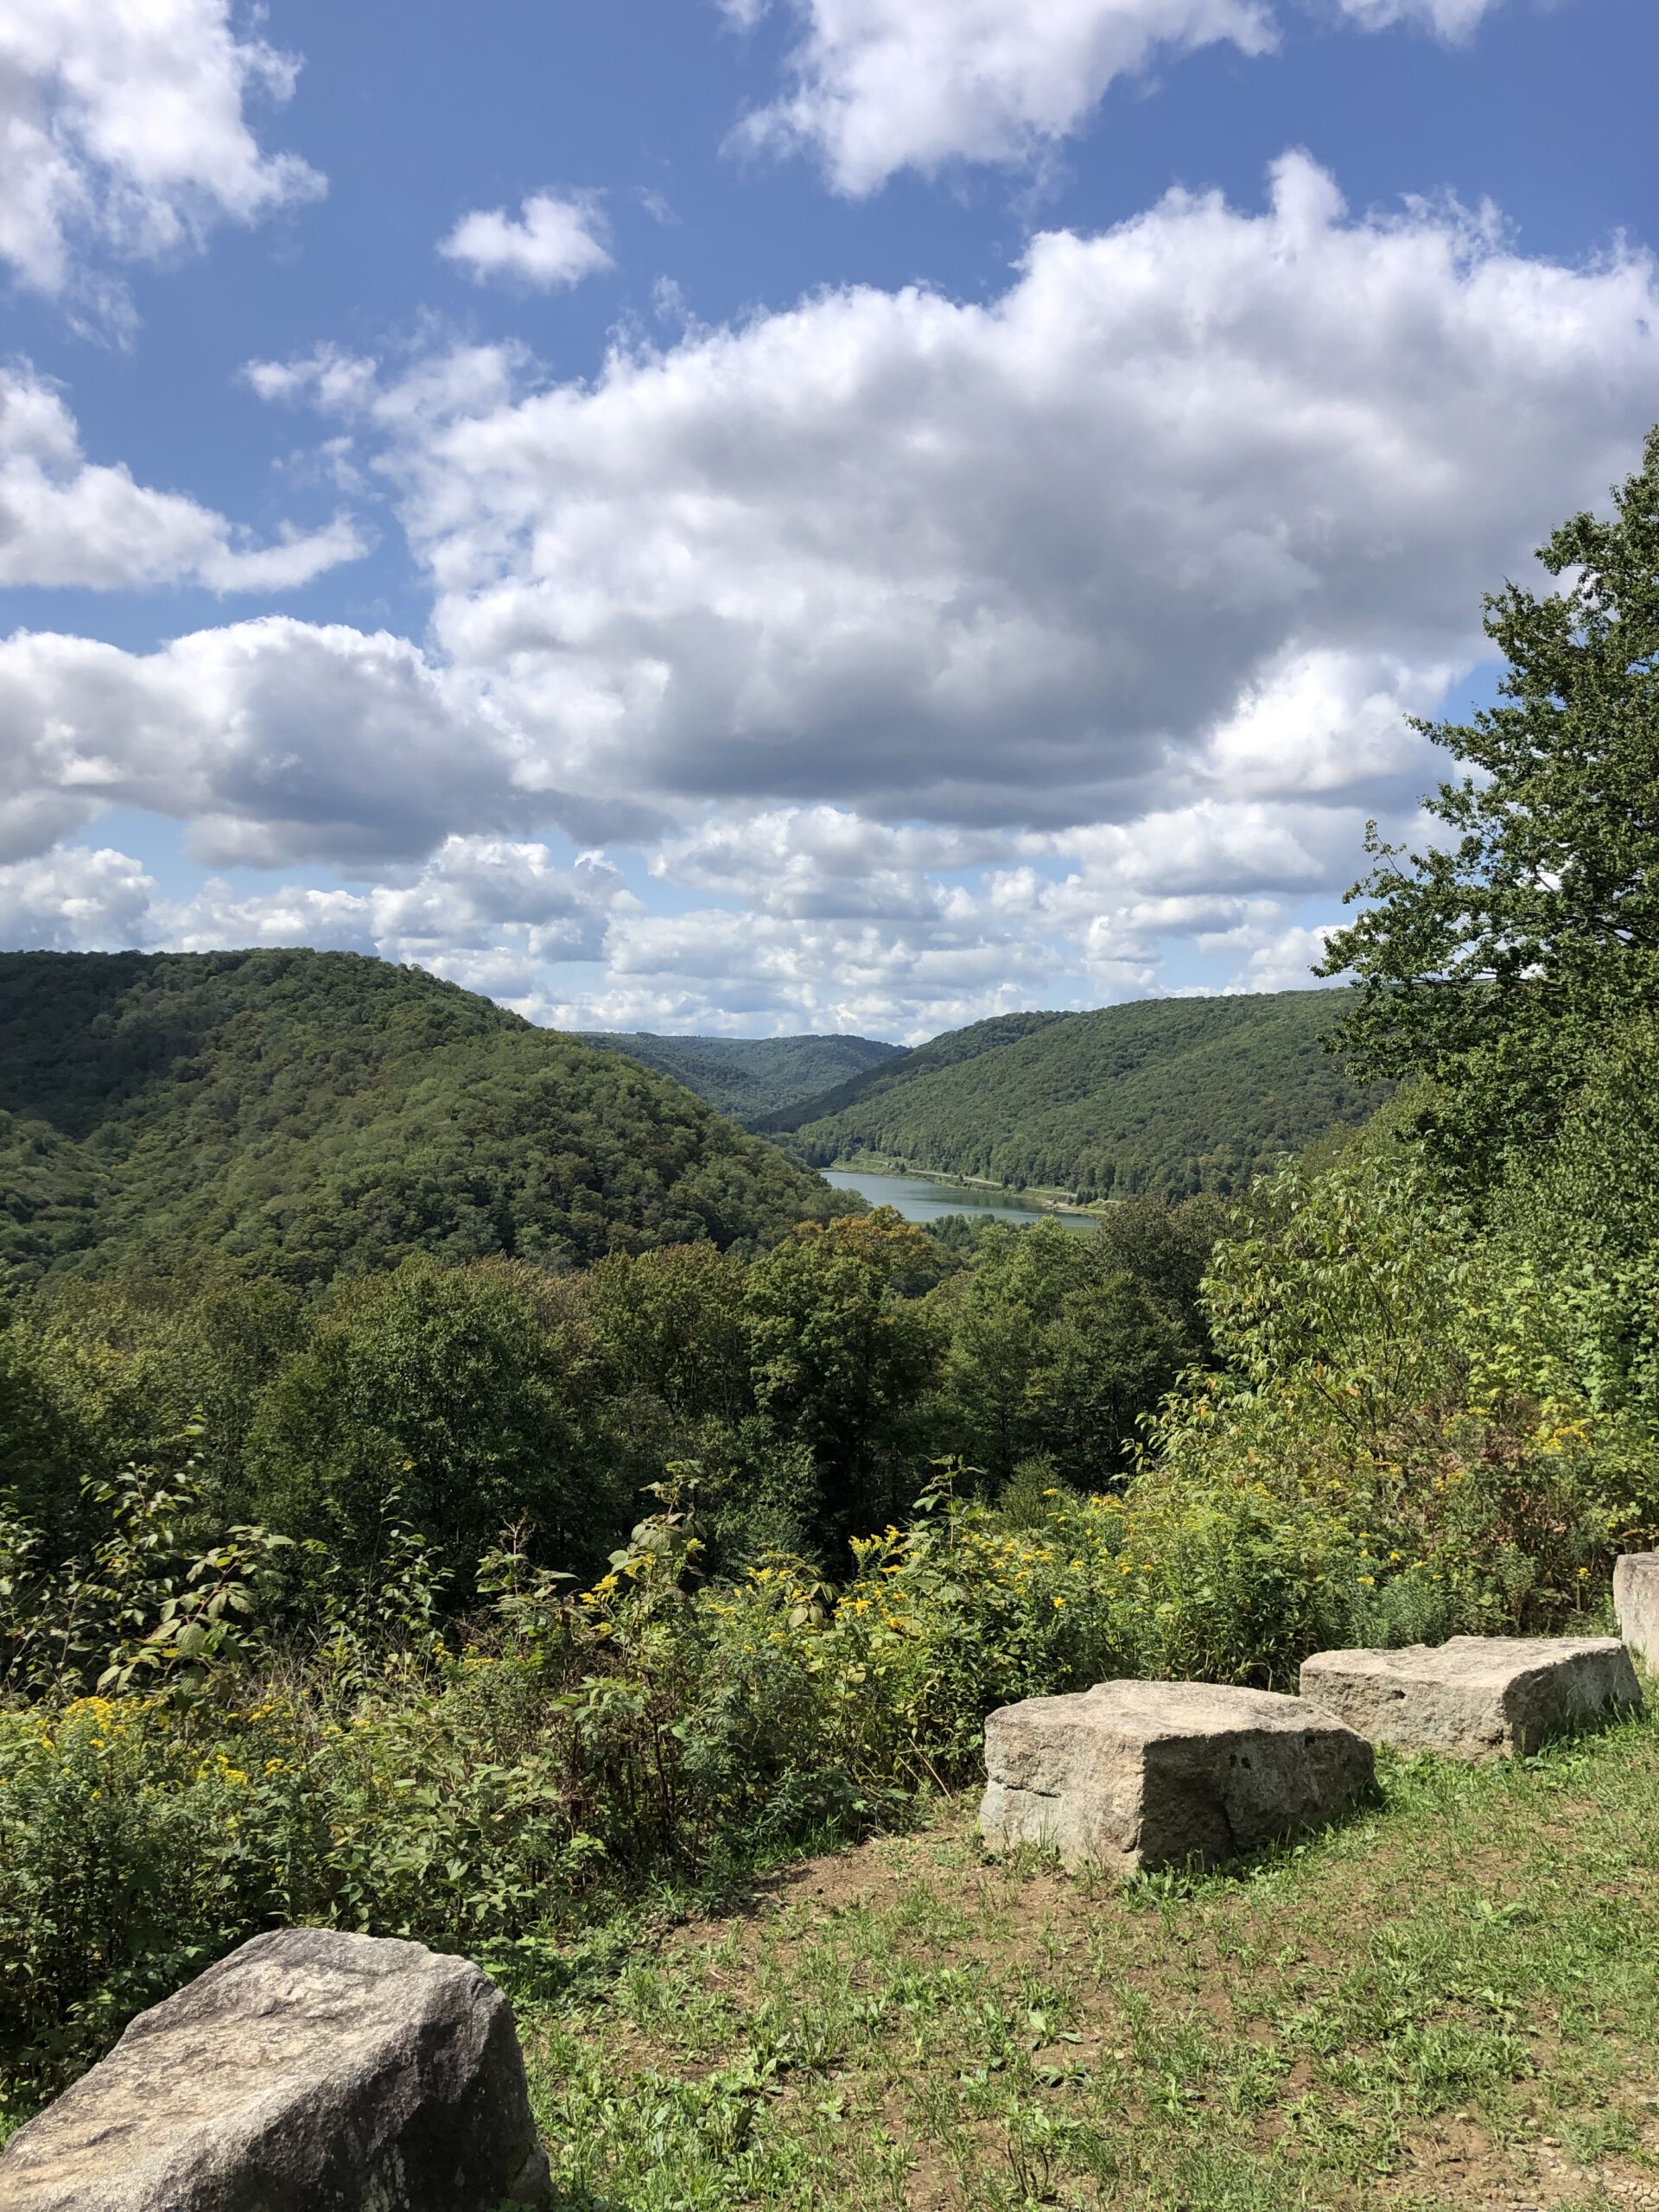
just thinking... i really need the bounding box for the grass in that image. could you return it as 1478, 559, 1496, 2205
518, 1712, 1659, 2211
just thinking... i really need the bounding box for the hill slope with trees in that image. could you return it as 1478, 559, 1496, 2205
763, 989, 1387, 1198
582, 1030, 901, 1123
0, 950, 851, 1291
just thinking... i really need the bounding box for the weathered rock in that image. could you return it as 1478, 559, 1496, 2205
978, 1678, 1373, 1875
1299, 1635, 1641, 1760
1614, 1553, 1659, 1671
0, 1928, 551, 2212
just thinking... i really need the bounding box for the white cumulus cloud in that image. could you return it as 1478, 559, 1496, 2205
725, 0, 1526, 194
0, 620, 515, 868
0, 0, 322, 309
0, 843, 157, 949
0, 365, 364, 591
600, 904, 1060, 1042
652, 808, 1035, 920
728, 0, 1276, 194
316, 156, 1659, 844
164, 836, 633, 986
438, 192, 613, 290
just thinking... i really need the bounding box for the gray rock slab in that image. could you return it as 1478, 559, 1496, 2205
1299, 1635, 1641, 1760
1614, 1553, 1659, 1670
0, 1928, 551, 2212
978, 1678, 1373, 1875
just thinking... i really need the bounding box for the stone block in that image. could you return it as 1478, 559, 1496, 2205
0, 1928, 551, 2212
978, 1678, 1373, 1875
1299, 1635, 1641, 1760
1614, 1552, 1659, 1670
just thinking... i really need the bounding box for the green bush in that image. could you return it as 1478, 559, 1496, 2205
244, 1260, 622, 1586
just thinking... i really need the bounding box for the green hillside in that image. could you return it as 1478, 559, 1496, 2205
0, 950, 850, 1292
759, 1012, 1066, 1134
581, 1029, 901, 1124
765, 990, 1387, 1198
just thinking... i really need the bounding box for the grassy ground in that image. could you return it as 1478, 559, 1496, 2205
522, 1712, 1659, 2211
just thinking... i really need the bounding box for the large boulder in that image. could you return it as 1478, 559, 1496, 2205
1614, 1552, 1659, 1671
978, 1678, 1373, 1875
1299, 1635, 1641, 1760
0, 1929, 551, 2212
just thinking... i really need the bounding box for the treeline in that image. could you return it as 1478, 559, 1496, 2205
0, 950, 851, 1292
767, 991, 1389, 1198
0, 1193, 1222, 1636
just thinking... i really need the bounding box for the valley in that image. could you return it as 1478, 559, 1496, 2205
821, 1163, 1100, 1232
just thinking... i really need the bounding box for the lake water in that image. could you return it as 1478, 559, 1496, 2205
823, 1167, 1098, 1235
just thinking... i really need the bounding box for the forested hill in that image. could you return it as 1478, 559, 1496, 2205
763, 990, 1387, 1199
582, 1029, 900, 1124
759, 1012, 1066, 1133
0, 950, 851, 1292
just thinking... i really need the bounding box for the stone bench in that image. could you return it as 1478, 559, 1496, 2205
1299, 1635, 1641, 1761
979, 1678, 1373, 1875
1614, 1552, 1659, 1670
0, 1929, 551, 2212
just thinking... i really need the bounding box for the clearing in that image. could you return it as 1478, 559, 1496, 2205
522, 1711, 1659, 2210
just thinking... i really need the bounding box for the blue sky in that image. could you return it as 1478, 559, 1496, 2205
1, 0, 1655, 1039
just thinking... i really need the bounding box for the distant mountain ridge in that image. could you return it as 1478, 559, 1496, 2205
581, 1030, 901, 1125
759, 990, 1387, 1201
0, 950, 851, 1291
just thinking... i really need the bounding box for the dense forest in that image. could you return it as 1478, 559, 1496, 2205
0, 950, 854, 1293
765, 990, 1388, 1197
757, 1011, 1065, 1132
582, 1029, 900, 1123
3, 429, 1659, 2133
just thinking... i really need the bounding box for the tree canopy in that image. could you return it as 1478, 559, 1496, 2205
1325, 425, 1659, 1186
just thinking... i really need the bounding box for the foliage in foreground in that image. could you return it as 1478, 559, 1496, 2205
4, 1056, 1657, 2116
7, 1040, 1658, 2110
0, 1201, 1218, 1590
1, 1232, 1634, 2116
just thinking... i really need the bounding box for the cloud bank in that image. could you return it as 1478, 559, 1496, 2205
367, 156, 1654, 842
7, 155, 1653, 1033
